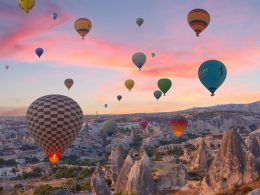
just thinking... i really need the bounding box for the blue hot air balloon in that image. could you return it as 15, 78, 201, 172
52, 13, 58, 20
35, 48, 44, 58
153, 90, 162, 101
198, 60, 227, 96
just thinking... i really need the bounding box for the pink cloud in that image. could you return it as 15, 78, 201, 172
0, 107, 26, 117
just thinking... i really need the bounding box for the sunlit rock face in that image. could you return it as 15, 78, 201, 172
200, 129, 259, 194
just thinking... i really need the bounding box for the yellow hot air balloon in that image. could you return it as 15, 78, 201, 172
18, 0, 35, 13
125, 79, 134, 92
74, 18, 92, 39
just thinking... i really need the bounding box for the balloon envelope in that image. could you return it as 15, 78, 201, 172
26, 95, 83, 163
136, 17, 144, 27
125, 79, 134, 92
157, 78, 172, 96
169, 115, 188, 137
5, 65, 9, 70
18, 0, 35, 13
198, 60, 227, 96
74, 18, 92, 39
187, 9, 210, 37
117, 95, 122, 101
154, 90, 162, 101
64, 79, 74, 90
140, 119, 149, 129
35, 48, 44, 58
151, 53, 155, 58
52, 13, 58, 20
105, 104, 108, 108
132, 52, 146, 70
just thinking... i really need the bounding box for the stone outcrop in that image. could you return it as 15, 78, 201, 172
114, 149, 136, 193
200, 129, 259, 194
246, 135, 260, 158
190, 139, 209, 171
111, 145, 127, 185
156, 164, 187, 193
91, 163, 112, 195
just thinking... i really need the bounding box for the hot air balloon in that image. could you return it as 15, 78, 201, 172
117, 95, 122, 101
125, 79, 134, 92
136, 17, 144, 27
52, 13, 58, 20
26, 95, 83, 164
18, 0, 35, 13
154, 90, 162, 101
101, 120, 118, 137
198, 60, 227, 96
132, 52, 146, 71
35, 48, 44, 58
169, 115, 188, 137
151, 53, 155, 58
105, 104, 108, 108
64, 79, 74, 90
74, 18, 92, 39
158, 78, 172, 96
140, 119, 149, 129
187, 8, 210, 37
5, 65, 9, 70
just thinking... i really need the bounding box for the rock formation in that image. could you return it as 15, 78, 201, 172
200, 129, 259, 194
115, 149, 155, 195
156, 164, 187, 193
114, 149, 135, 193
246, 135, 260, 158
190, 139, 209, 171
111, 145, 127, 185
91, 163, 112, 195
125, 150, 155, 195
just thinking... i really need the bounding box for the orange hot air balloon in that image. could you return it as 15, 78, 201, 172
169, 115, 188, 137
26, 95, 83, 164
74, 18, 92, 39
64, 79, 74, 90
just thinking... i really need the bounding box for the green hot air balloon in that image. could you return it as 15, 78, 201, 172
198, 60, 227, 96
151, 53, 155, 58
158, 78, 172, 96
136, 17, 144, 27
154, 90, 162, 101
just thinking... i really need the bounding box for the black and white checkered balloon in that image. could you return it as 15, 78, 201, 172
26, 95, 83, 163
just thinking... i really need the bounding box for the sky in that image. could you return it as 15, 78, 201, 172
0, 0, 259, 116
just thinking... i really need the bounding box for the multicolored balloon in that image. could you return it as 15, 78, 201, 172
169, 115, 188, 137
140, 119, 149, 129
64, 79, 74, 90
125, 79, 135, 92
136, 17, 144, 27
153, 90, 162, 101
18, 0, 35, 13
157, 78, 172, 96
117, 95, 122, 101
52, 13, 58, 20
26, 95, 83, 164
187, 9, 210, 37
198, 60, 227, 96
74, 18, 92, 39
35, 48, 44, 58
132, 52, 146, 70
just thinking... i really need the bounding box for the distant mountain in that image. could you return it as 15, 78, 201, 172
183, 101, 260, 113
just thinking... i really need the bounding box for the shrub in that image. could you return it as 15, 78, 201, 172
241, 186, 253, 194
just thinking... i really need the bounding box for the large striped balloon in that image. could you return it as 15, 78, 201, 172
187, 9, 210, 37
26, 95, 83, 164
169, 115, 188, 137
74, 18, 92, 39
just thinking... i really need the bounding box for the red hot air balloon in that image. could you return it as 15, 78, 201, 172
26, 95, 83, 164
169, 115, 188, 137
140, 119, 149, 129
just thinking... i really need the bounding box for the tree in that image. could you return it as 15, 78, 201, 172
33, 185, 54, 195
